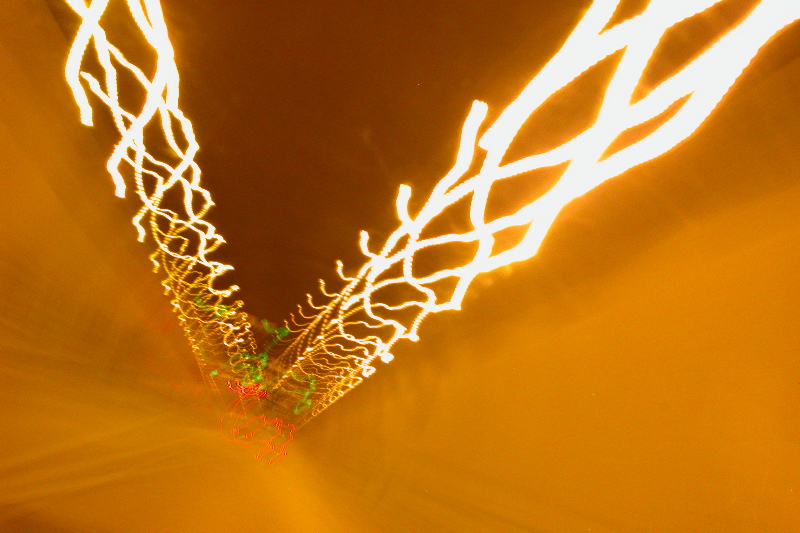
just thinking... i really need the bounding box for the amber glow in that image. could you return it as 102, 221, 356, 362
64, 0, 799, 438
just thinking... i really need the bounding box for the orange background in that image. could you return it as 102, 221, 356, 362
1, 1, 798, 531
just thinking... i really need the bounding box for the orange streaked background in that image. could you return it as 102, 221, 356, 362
1, 0, 799, 531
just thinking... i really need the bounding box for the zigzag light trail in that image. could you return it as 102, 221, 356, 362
64, 0, 800, 458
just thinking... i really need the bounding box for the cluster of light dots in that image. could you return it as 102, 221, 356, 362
64, 0, 799, 455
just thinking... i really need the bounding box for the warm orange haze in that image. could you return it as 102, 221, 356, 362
1, 0, 799, 530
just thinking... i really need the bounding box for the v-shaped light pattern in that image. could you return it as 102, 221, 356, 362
64, 0, 799, 457
63, 0, 289, 460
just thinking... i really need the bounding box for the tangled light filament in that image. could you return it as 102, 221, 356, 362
63, 0, 799, 440
274, 0, 800, 426
64, 0, 282, 454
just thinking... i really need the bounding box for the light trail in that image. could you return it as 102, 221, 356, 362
63, 0, 799, 448
274, 0, 800, 426
63, 0, 284, 457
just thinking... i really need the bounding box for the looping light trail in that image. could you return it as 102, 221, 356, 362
63, 0, 799, 445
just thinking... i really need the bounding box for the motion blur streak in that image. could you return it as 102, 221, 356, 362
63, 0, 799, 448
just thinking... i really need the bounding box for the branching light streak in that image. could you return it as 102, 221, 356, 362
63, 0, 291, 457
275, 0, 800, 426
63, 0, 799, 442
